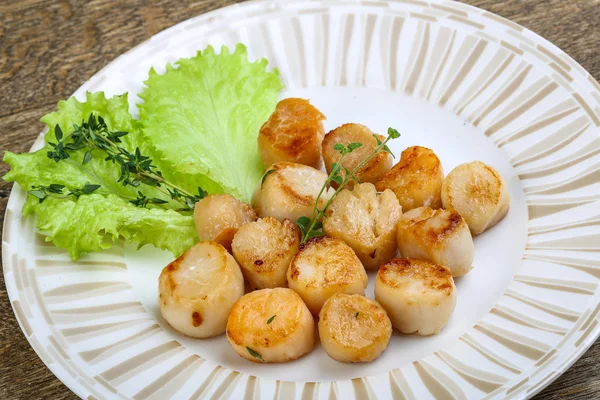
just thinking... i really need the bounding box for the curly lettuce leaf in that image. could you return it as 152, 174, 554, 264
3, 44, 285, 259
3, 92, 197, 259
138, 43, 284, 202
21, 194, 197, 259
42, 91, 138, 147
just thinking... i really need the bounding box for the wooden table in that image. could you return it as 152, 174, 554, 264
1, 0, 599, 398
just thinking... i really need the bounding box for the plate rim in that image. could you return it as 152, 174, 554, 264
3, 0, 600, 398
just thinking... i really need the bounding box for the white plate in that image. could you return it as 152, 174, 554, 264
4, 0, 600, 399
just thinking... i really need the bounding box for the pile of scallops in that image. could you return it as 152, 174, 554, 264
158, 98, 510, 364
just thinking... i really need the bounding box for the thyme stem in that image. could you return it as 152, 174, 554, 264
46, 114, 207, 211
297, 127, 401, 244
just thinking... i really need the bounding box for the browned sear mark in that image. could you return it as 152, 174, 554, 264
192, 311, 203, 327
166, 253, 185, 272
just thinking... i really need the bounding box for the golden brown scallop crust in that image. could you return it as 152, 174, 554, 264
287, 236, 368, 315
398, 207, 465, 249
232, 217, 300, 289
378, 258, 454, 295
258, 98, 326, 168
259, 162, 328, 208
319, 294, 391, 349
232, 218, 298, 272
375, 146, 443, 211
279, 183, 315, 206
322, 123, 392, 188
262, 219, 298, 271
226, 289, 305, 348
289, 236, 365, 287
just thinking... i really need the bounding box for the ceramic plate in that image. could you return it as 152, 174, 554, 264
4, 0, 600, 399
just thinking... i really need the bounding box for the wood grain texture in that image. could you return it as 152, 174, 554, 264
0, 0, 599, 399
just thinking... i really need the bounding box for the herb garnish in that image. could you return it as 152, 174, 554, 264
247, 347, 263, 360
46, 114, 207, 211
29, 183, 100, 203
267, 315, 276, 324
355, 312, 359, 318
296, 127, 401, 244
261, 169, 275, 186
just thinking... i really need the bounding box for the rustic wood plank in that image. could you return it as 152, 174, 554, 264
1, 0, 599, 399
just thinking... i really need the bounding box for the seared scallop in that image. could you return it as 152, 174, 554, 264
375, 258, 456, 335
322, 123, 392, 188
194, 194, 256, 252
226, 288, 315, 363
158, 241, 245, 338
231, 217, 300, 289
318, 294, 392, 363
397, 207, 474, 277
375, 146, 443, 211
442, 161, 510, 235
323, 183, 401, 270
258, 98, 326, 169
252, 162, 334, 221
287, 236, 368, 315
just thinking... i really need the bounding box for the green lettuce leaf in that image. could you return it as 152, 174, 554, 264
3, 92, 198, 259
138, 43, 284, 202
21, 194, 197, 260
3, 44, 285, 260
42, 91, 138, 147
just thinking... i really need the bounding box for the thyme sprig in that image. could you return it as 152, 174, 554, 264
46, 114, 207, 210
29, 183, 101, 203
247, 347, 263, 360
296, 127, 401, 244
